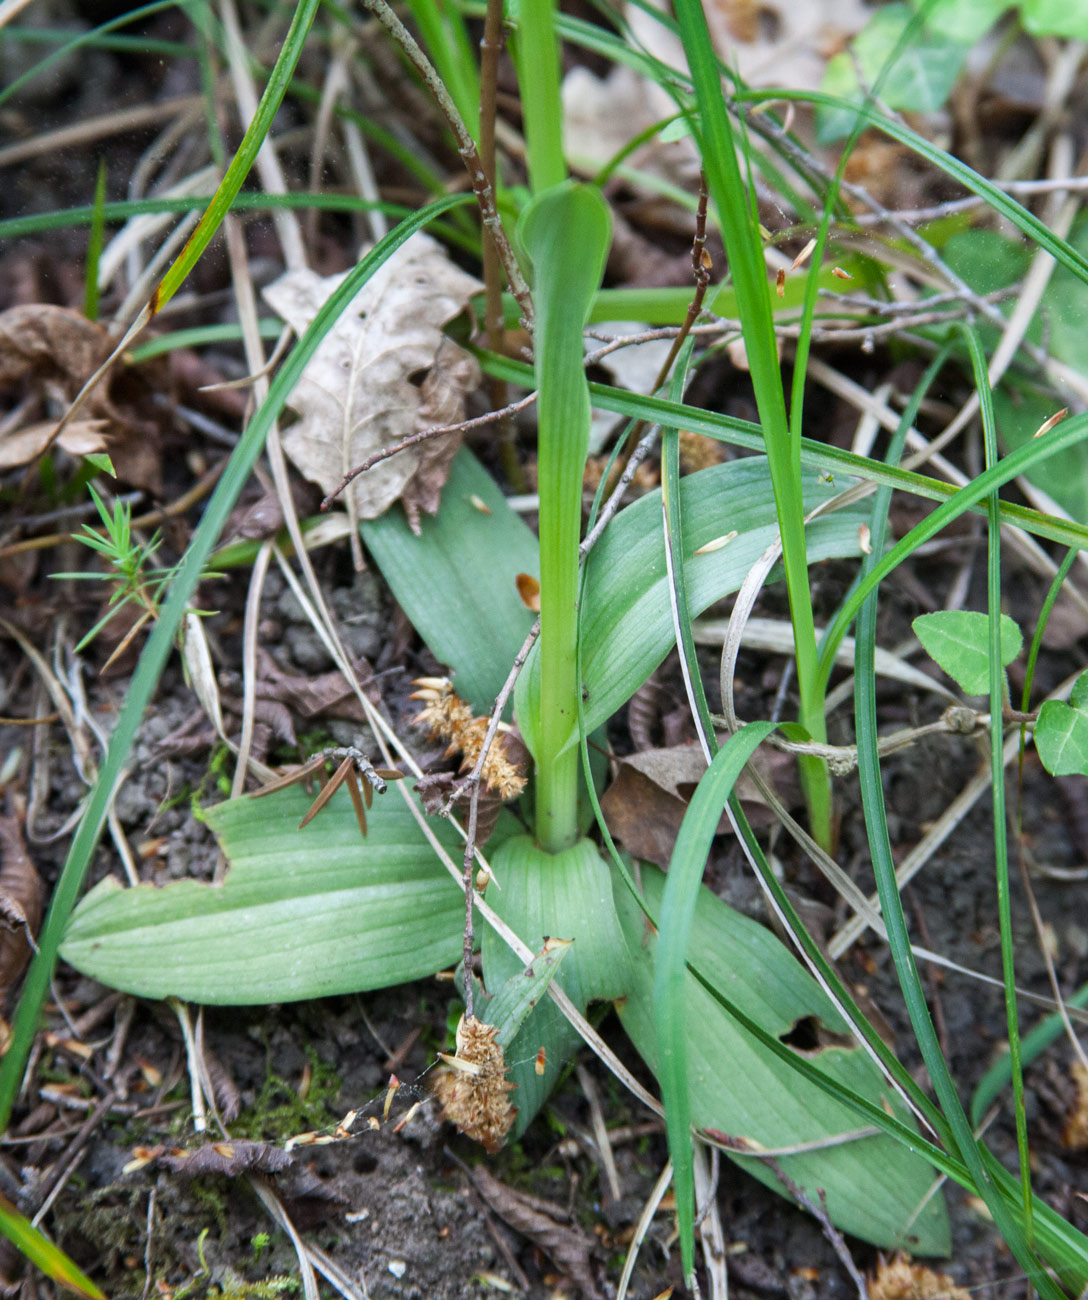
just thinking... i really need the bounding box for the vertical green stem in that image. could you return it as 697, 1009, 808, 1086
519, 186, 611, 852
515, 0, 566, 193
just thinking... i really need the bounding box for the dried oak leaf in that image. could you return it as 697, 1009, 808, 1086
262, 233, 482, 533
0, 816, 43, 995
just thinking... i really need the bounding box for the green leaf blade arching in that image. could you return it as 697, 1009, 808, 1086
913, 610, 1022, 695
60, 787, 465, 1003
361, 447, 540, 716
613, 865, 950, 1255
516, 458, 867, 754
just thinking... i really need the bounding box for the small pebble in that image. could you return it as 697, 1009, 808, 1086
387, 1260, 407, 1279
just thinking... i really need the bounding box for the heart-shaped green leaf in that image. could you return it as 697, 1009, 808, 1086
913, 609, 1022, 695
1036, 672, 1088, 776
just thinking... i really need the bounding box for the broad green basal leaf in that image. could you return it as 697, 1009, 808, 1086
515, 457, 866, 758
481, 835, 630, 1135
361, 446, 539, 715
613, 864, 950, 1254
60, 786, 466, 1004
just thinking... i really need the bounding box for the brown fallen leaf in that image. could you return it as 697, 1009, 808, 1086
159, 1139, 293, 1177
0, 815, 43, 996
468, 1165, 602, 1300
261, 233, 482, 538
0, 419, 108, 470
0, 302, 167, 491
600, 744, 797, 867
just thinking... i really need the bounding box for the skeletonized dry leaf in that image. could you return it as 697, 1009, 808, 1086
0, 816, 43, 995
262, 234, 482, 533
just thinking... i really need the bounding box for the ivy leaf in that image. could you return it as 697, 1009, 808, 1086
913, 610, 1022, 695
1035, 673, 1088, 776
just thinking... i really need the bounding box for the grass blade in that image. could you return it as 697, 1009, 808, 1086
655, 722, 774, 1279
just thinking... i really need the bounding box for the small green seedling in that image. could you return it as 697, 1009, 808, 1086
913, 610, 1023, 695
51, 485, 175, 654
1035, 672, 1088, 776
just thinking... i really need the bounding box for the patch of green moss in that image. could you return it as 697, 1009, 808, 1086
231, 1046, 342, 1141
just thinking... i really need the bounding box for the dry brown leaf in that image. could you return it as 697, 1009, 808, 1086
0, 304, 108, 387
159, 1138, 293, 1177
0, 303, 166, 490
600, 744, 796, 867
0, 816, 43, 995
468, 1165, 602, 1300
262, 234, 482, 533
0, 419, 109, 470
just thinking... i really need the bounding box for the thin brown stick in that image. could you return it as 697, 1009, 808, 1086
320, 392, 537, 510
358, 0, 533, 329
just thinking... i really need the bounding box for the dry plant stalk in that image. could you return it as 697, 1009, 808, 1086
411, 677, 527, 801
431, 1014, 516, 1152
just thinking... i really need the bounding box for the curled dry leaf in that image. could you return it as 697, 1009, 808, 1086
0, 303, 165, 490
0, 816, 43, 995
0, 419, 108, 471
599, 744, 798, 868
157, 1138, 293, 1177
468, 1164, 602, 1300
431, 1015, 516, 1153
262, 234, 482, 533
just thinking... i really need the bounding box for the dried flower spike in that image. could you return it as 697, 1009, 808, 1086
410, 678, 527, 801
431, 1015, 516, 1153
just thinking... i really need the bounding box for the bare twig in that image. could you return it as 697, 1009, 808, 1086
358, 0, 533, 329
320, 393, 538, 510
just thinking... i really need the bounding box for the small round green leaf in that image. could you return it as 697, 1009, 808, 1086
1036, 695, 1088, 777
913, 610, 1022, 694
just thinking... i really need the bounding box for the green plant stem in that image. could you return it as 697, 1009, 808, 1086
671, 0, 829, 847
515, 0, 566, 193
519, 186, 610, 852
963, 323, 1034, 1239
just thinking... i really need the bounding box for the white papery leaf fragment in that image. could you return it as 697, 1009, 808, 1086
262, 234, 482, 550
